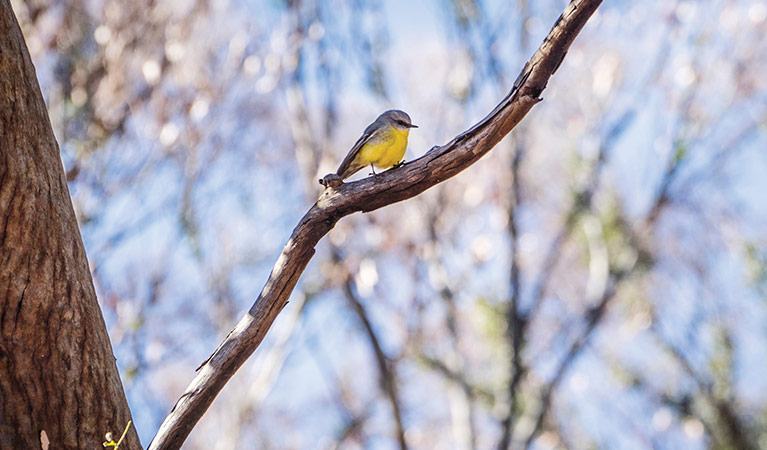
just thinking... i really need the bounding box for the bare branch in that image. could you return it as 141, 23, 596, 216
522, 127, 688, 448
338, 258, 407, 449
148, 1, 603, 448
498, 133, 526, 450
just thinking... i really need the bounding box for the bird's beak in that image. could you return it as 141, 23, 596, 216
409, 124, 418, 128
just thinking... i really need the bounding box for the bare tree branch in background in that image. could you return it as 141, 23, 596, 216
519, 85, 766, 447
336, 250, 408, 450
401, 191, 481, 449
148, 1, 603, 448
497, 131, 526, 450
521, 141, 681, 448
496, 39, 674, 448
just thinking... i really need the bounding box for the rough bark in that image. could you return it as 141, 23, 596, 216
0, 2, 140, 449
149, 1, 603, 448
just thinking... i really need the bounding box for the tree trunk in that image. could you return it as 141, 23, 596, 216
0, 2, 139, 449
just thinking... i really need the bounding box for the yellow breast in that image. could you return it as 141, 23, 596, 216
358, 126, 409, 169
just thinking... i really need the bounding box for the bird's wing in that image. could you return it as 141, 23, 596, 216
336, 120, 386, 179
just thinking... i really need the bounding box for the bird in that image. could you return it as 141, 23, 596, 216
335, 109, 418, 180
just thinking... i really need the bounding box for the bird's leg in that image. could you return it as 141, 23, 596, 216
369, 164, 377, 176
392, 160, 406, 169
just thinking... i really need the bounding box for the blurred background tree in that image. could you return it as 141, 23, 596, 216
11, 0, 767, 448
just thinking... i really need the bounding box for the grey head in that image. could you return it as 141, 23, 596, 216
377, 109, 418, 130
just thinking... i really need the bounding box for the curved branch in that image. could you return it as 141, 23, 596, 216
148, 1, 602, 448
